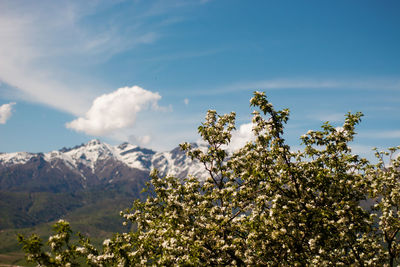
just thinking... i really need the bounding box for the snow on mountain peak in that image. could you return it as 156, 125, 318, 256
53, 140, 117, 171
87, 139, 102, 146
0, 152, 36, 165
42, 140, 154, 172
115, 143, 154, 170
1, 140, 207, 180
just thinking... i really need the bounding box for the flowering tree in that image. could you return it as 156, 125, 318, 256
19, 92, 400, 266
367, 148, 400, 266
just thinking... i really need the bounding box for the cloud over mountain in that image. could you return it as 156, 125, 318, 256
66, 86, 162, 136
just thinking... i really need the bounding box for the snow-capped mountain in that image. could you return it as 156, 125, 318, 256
152, 145, 207, 180
0, 139, 207, 192
0, 151, 37, 165
0, 140, 209, 231
42, 140, 154, 173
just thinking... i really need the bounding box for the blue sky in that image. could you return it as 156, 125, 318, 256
0, 0, 399, 159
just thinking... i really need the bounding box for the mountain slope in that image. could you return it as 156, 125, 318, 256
0, 140, 206, 230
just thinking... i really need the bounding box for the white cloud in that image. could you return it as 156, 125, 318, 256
228, 123, 255, 152
0, 1, 174, 116
66, 86, 162, 136
0, 1, 99, 115
0, 102, 16, 124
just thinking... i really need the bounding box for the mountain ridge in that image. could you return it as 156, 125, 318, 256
0, 139, 207, 183
0, 139, 207, 233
